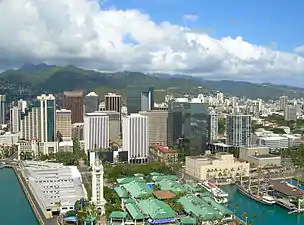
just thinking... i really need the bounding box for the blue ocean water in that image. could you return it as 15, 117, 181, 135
222, 185, 304, 225
0, 168, 39, 225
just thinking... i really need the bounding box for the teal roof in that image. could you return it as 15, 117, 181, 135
121, 181, 153, 198
125, 203, 145, 220
114, 186, 128, 198
201, 196, 232, 215
157, 179, 187, 194
178, 195, 222, 221
109, 211, 128, 219
138, 197, 176, 220
124, 198, 136, 204
117, 177, 144, 184
184, 183, 203, 193
152, 175, 179, 182
180, 217, 197, 224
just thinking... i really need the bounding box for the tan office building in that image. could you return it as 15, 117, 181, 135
56, 109, 72, 139
139, 110, 173, 146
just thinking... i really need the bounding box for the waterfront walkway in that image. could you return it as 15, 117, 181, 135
16, 167, 58, 225
0, 160, 58, 225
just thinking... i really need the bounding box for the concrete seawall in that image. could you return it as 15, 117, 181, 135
13, 166, 45, 225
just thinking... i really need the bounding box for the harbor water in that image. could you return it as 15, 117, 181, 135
0, 168, 39, 225
222, 185, 304, 225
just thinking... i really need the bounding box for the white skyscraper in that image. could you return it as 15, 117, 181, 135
10, 106, 20, 133
37, 94, 56, 143
84, 112, 109, 152
216, 92, 224, 104
208, 111, 218, 142
91, 159, 106, 215
226, 114, 252, 147
122, 114, 149, 163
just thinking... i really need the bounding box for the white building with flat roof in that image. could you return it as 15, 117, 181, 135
122, 113, 149, 163
84, 112, 109, 152
21, 161, 87, 218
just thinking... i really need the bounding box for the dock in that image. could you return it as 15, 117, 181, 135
275, 199, 297, 211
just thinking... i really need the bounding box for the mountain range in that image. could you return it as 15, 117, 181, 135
0, 63, 303, 101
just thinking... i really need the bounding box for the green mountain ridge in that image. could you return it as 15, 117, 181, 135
0, 65, 303, 100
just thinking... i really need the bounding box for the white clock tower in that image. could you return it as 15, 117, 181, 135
91, 159, 106, 215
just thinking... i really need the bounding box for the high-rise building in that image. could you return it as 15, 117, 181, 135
216, 92, 224, 104
56, 109, 72, 139
279, 96, 288, 111
122, 114, 149, 163
72, 123, 84, 140
84, 112, 109, 152
102, 111, 121, 144
63, 91, 84, 123
139, 110, 173, 146
208, 111, 218, 142
105, 93, 121, 113
127, 87, 154, 114
37, 94, 56, 142
226, 114, 252, 147
18, 99, 27, 113
169, 99, 209, 155
91, 159, 106, 215
284, 105, 297, 121
10, 106, 20, 133
85, 92, 100, 113
0, 95, 7, 124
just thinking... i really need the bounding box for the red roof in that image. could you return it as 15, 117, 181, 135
151, 144, 177, 153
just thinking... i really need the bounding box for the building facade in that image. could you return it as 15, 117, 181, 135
0, 95, 6, 124
284, 105, 297, 121
122, 114, 149, 163
208, 111, 218, 142
63, 91, 84, 123
127, 87, 154, 114
56, 109, 72, 139
169, 99, 209, 155
105, 93, 121, 113
10, 106, 20, 133
102, 111, 121, 144
85, 92, 100, 114
84, 112, 109, 151
139, 110, 173, 146
226, 114, 252, 147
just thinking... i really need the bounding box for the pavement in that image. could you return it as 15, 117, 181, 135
1, 159, 58, 225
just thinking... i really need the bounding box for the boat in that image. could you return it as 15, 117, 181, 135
236, 167, 275, 206
236, 183, 275, 205
199, 181, 228, 204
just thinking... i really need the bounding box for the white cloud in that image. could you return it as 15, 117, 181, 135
0, 0, 303, 82
183, 14, 199, 22
294, 45, 304, 53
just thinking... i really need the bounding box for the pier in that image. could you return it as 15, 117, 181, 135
1, 160, 58, 225
276, 198, 297, 211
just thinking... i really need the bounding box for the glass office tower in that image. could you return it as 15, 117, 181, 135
169, 101, 209, 155
127, 87, 154, 114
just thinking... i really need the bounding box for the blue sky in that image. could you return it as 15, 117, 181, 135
103, 0, 304, 52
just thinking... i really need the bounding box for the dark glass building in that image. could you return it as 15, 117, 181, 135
169, 100, 209, 155
127, 87, 154, 114
63, 90, 84, 123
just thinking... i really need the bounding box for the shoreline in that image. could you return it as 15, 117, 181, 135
15, 167, 45, 225
1, 165, 45, 225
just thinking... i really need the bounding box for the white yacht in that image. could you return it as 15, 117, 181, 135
262, 195, 276, 205
199, 181, 228, 204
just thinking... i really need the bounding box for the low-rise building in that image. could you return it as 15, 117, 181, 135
185, 153, 250, 180
20, 161, 87, 218
149, 144, 178, 164
248, 154, 281, 167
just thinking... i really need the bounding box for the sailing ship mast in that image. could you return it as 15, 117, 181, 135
257, 167, 261, 196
